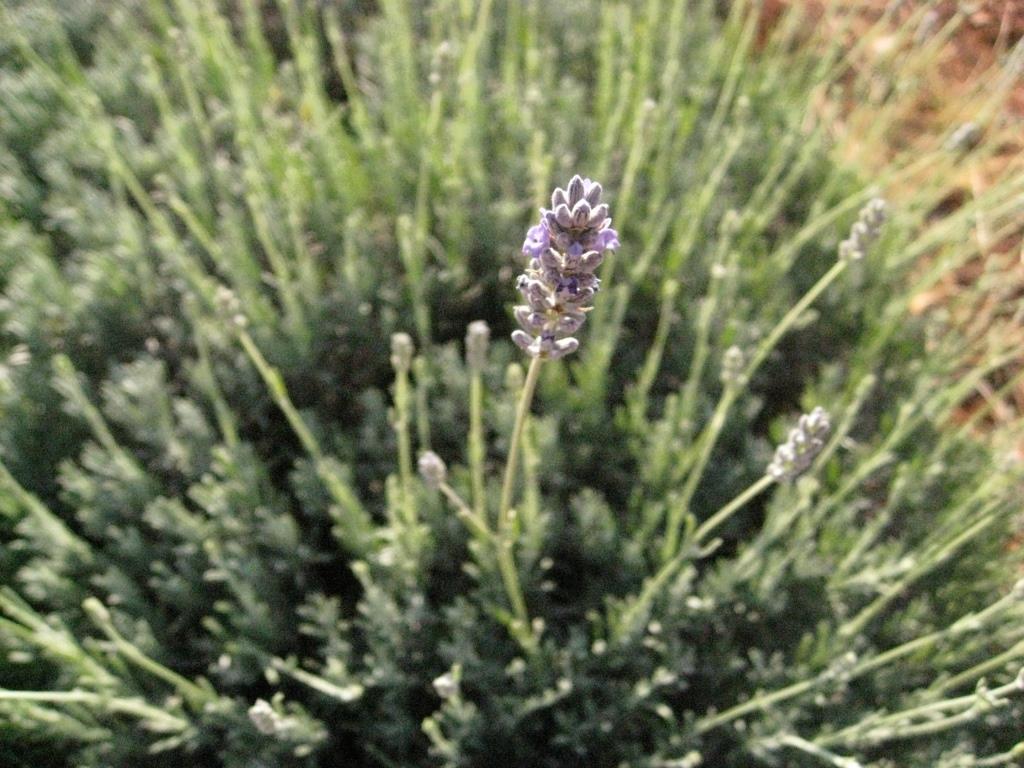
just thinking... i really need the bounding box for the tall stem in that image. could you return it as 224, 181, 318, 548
0, 689, 189, 731
498, 356, 544, 533
662, 259, 849, 562
744, 259, 847, 377
238, 328, 371, 552
495, 355, 544, 645
82, 598, 212, 711
469, 373, 487, 520
695, 678, 816, 735
393, 363, 417, 528
692, 474, 775, 545
616, 473, 773, 643
438, 481, 492, 543
695, 586, 1018, 735
661, 387, 737, 562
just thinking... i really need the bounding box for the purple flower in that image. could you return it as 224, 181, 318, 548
541, 176, 617, 253
522, 224, 550, 259
511, 330, 579, 360
511, 175, 618, 359
594, 227, 620, 252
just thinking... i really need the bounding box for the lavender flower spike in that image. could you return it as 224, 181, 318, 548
838, 198, 887, 262
766, 406, 831, 482
512, 175, 619, 359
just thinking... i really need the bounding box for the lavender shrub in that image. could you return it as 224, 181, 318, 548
0, 2, 1022, 768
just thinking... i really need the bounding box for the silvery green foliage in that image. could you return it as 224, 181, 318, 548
0, 2, 1022, 768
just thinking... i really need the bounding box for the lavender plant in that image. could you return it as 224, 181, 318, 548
0, 1, 1023, 767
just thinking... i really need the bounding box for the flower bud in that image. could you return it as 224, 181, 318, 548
465, 320, 490, 372
838, 198, 887, 262
766, 406, 831, 482
513, 175, 618, 359
418, 451, 447, 489
390, 332, 414, 373
248, 699, 283, 736
432, 671, 458, 699
214, 286, 248, 328
720, 345, 745, 386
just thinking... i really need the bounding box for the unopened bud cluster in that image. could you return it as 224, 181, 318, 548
418, 451, 447, 489
248, 699, 285, 736
465, 320, 490, 372
767, 406, 831, 482
432, 670, 460, 699
720, 345, 745, 386
214, 286, 248, 328
390, 332, 414, 373
512, 175, 619, 359
838, 198, 887, 262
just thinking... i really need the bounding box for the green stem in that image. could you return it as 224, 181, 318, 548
270, 658, 364, 704
414, 356, 432, 451
662, 259, 849, 562
237, 331, 321, 460
695, 678, 816, 735
838, 498, 1003, 639
661, 387, 737, 562
0, 591, 113, 686
498, 356, 544, 535
673, 240, 737, 445
438, 481, 492, 543
692, 474, 775, 545
618, 473, 773, 644
393, 364, 417, 528
745, 259, 847, 378
973, 742, 1024, 767
51, 355, 137, 471
818, 675, 1023, 749
191, 321, 239, 449
0, 462, 92, 562
695, 583, 1019, 736
626, 279, 680, 430
495, 355, 544, 647
0, 689, 189, 731
771, 733, 861, 768
930, 636, 1024, 696
847, 591, 1017, 681
238, 328, 372, 552
82, 598, 212, 711
469, 373, 487, 520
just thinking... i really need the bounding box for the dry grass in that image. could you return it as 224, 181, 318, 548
768, 1, 1024, 438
